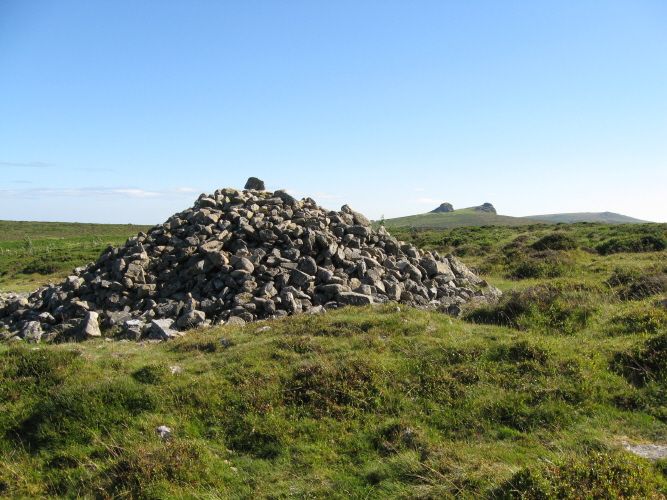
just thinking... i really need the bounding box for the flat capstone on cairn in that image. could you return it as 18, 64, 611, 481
0, 178, 501, 343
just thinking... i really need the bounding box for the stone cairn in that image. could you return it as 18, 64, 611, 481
0, 178, 501, 343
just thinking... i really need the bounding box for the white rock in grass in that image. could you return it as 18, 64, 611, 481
156, 426, 172, 439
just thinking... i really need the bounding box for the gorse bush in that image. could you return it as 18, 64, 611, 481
619, 274, 667, 301
21, 257, 60, 275
508, 250, 574, 279
531, 232, 579, 251
284, 357, 384, 417
608, 305, 667, 335
597, 234, 667, 255
464, 284, 594, 334
611, 333, 667, 387
13, 379, 156, 450
494, 451, 667, 499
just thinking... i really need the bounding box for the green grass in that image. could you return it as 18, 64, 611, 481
0, 220, 152, 292
2, 220, 667, 498
2, 306, 667, 498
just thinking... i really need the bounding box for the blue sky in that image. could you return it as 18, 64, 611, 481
1, 0, 666, 224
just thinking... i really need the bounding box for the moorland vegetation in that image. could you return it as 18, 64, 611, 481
1, 220, 667, 498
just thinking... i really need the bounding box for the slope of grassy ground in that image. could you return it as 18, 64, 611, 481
0, 221, 153, 292
1, 221, 667, 498
379, 209, 548, 230
525, 212, 652, 224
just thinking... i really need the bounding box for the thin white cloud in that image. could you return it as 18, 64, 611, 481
0, 161, 53, 168
0, 186, 199, 199
409, 198, 444, 204
112, 189, 161, 197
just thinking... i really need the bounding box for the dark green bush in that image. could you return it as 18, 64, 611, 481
0, 347, 81, 400
597, 234, 667, 255
493, 451, 666, 499
531, 233, 578, 251
13, 380, 156, 450
465, 285, 594, 335
284, 358, 383, 417
488, 340, 549, 364
21, 257, 60, 275
607, 267, 644, 287
620, 274, 667, 301
608, 305, 667, 335
99, 440, 211, 499
224, 415, 282, 459
508, 251, 572, 280
612, 333, 667, 387
485, 394, 571, 432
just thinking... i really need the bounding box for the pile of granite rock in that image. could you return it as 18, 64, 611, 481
0, 178, 501, 343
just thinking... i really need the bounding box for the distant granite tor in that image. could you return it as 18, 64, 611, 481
429, 202, 496, 215
430, 203, 454, 214
473, 203, 496, 214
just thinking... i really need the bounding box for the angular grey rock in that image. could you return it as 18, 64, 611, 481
150, 318, 179, 340
21, 321, 43, 343
176, 310, 206, 330
124, 319, 145, 340
446, 254, 482, 285
82, 311, 102, 338
225, 316, 246, 327
274, 189, 299, 207
336, 292, 373, 306
244, 177, 266, 190
290, 269, 312, 287
341, 204, 371, 227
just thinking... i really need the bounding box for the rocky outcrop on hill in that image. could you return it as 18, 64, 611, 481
430, 203, 454, 213
0, 179, 501, 343
473, 203, 496, 214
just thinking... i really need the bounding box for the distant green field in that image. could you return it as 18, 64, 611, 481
379, 208, 548, 229
0, 220, 154, 242
0, 220, 153, 292
527, 211, 652, 224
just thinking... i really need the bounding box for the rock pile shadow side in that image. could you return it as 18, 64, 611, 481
0, 184, 501, 342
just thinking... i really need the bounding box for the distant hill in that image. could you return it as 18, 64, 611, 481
524, 212, 652, 224
380, 207, 548, 230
